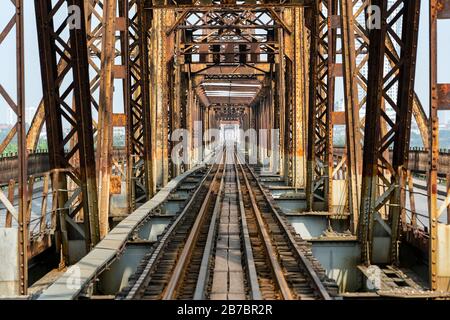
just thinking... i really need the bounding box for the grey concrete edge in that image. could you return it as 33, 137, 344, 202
37, 163, 208, 300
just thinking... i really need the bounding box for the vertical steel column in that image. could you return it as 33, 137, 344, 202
83, 0, 129, 233
185, 80, 193, 169
152, 8, 173, 188
171, 26, 183, 177
327, 0, 338, 212
127, 0, 153, 210
359, 0, 421, 265
10, 0, 28, 295
277, 26, 287, 181
0, 1, 27, 293
339, 0, 363, 233
429, 0, 439, 290
16, 0, 27, 295
359, 0, 388, 265
96, 0, 117, 238
69, 0, 100, 250
389, 0, 420, 265
306, 0, 332, 211
341, 0, 426, 234
429, 0, 450, 291
35, 0, 100, 259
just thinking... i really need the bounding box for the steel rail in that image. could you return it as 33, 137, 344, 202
233, 154, 263, 300
236, 152, 332, 300
162, 150, 225, 300
193, 154, 226, 300
124, 150, 224, 299
235, 152, 294, 300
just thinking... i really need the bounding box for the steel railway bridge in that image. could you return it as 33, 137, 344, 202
0, 0, 449, 300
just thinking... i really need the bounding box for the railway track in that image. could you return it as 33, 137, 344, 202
235, 152, 337, 300
118, 146, 338, 300
117, 150, 225, 300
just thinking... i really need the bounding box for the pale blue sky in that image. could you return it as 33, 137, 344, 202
0, 1, 449, 126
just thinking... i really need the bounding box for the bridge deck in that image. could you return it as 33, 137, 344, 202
38, 164, 206, 300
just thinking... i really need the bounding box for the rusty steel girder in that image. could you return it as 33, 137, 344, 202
306, 0, 334, 212
358, 0, 420, 266
34, 0, 100, 261
339, 0, 429, 235
429, 0, 450, 291
0, 0, 28, 295
126, 0, 154, 211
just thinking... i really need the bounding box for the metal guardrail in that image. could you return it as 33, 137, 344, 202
0, 148, 127, 185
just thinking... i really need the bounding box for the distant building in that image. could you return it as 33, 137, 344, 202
334, 98, 345, 112
0, 123, 13, 130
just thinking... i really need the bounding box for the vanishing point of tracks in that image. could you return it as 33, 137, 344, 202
118, 146, 337, 300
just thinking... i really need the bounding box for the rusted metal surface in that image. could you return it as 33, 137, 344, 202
152, 9, 173, 188
5, 180, 15, 228
339, 0, 363, 233
292, 7, 307, 189
359, 0, 420, 266
359, 0, 388, 265
118, 149, 336, 300
96, 0, 118, 238
122, 155, 221, 299
429, 0, 450, 291
38, 164, 208, 300
0, 149, 128, 185
0, 126, 17, 154
0, 0, 448, 298
306, 0, 332, 212
237, 152, 335, 299
437, 0, 450, 18
0, 0, 28, 295
34, 0, 100, 262
28, 233, 52, 259
16, 0, 28, 296
162, 154, 224, 300
385, 31, 430, 149
127, 0, 154, 210
0, 152, 50, 185
339, 0, 428, 237
437, 84, 450, 110
389, 0, 421, 265
109, 176, 122, 195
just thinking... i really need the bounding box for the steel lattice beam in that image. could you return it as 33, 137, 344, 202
0, 0, 28, 295
429, 0, 450, 291
306, 0, 333, 211
340, 0, 364, 232
34, 0, 100, 261
359, 0, 420, 265
340, 0, 429, 233
127, 0, 153, 210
